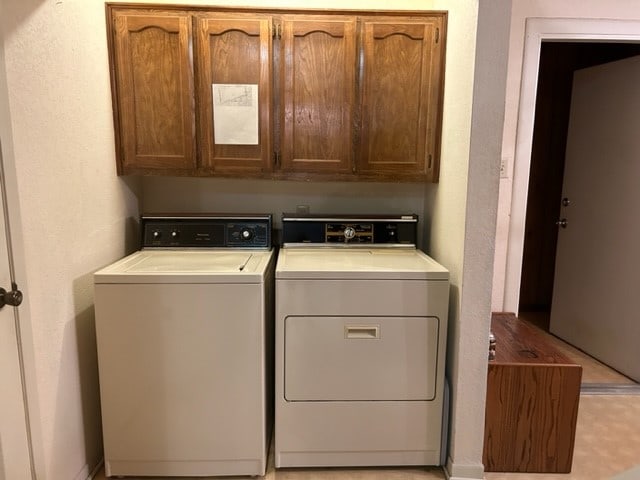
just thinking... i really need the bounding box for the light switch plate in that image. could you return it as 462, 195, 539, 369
500, 156, 510, 179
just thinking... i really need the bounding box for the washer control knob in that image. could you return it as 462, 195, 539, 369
171, 230, 179, 239
344, 226, 356, 240
241, 229, 254, 240
152, 230, 161, 239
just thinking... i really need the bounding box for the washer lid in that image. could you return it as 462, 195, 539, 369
276, 248, 448, 280
95, 250, 274, 284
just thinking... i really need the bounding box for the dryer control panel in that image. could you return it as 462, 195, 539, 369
281, 214, 417, 246
141, 214, 272, 249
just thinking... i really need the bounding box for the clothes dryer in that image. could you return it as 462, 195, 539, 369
274, 214, 449, 468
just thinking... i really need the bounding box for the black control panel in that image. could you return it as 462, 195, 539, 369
141, 214, 271, 249
281, 214, 417, 246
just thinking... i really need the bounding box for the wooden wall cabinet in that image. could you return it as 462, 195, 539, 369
107, 5, 446, 182
196, 13, 273, 175
110, 9, 196, 174
279, 16, 357, 177
359, 17, 444, 181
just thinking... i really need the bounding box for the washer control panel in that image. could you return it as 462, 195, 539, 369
141, 214, 271, 249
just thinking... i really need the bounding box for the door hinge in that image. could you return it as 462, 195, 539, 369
428, 154, 433, 169
435, 27, 439, 44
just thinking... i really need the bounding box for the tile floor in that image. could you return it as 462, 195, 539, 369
94, 320, 640, 480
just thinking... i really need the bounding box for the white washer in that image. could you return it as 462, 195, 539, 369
274, 214, 449, 468
94, 215, 275, 477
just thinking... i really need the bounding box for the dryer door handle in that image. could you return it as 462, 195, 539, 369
344, 325, 380, 339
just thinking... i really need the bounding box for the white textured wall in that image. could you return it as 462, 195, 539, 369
438, 1, 510, 478
1, 1, 141, 479
492, 0, 640, 312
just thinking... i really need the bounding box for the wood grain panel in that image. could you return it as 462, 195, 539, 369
279, 16, 357, 174
484, 314, 582, 473
484, 364, 581, 472
112, 10, 195, 172
358, 17, 444, 181
196, 13, 272, 174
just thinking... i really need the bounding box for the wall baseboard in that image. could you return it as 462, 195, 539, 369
444, 456, 484, 480
76, 459, 103, 480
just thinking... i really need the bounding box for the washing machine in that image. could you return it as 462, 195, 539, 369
274, 214, 449, 468
94, 214, 274, 477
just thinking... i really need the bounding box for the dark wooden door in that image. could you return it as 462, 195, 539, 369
278, 16, 357, 176
195, 13, 273, 175
358, 16, 444, 182
111, 10, 196, 173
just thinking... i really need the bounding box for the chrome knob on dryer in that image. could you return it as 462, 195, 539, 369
343, 226, 356, 240
241, 229, 254, 241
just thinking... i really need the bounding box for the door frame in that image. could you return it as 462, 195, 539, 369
503, 17, 640, 313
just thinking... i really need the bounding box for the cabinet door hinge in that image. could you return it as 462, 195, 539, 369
435, 27, 440, 44
273, 23, 282, 39
428, 153, 433, 170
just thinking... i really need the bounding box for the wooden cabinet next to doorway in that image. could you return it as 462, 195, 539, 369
106, 5, 447, 182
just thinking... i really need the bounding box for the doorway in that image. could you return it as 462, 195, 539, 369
520, 42, 640, 322
518, 42, 640, 384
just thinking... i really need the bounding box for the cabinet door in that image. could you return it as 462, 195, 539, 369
358, 16, 445, 181
196, 14, 273, 175
279, 16, 357, 175
111, 10, 195, 173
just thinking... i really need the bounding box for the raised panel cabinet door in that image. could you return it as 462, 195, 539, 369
279, 16, 357, 175
196, 14, 273, 175
358, 16, 445, 182
111, 10, 196, 173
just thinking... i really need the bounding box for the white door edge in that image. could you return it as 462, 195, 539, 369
0, 138, 34, 479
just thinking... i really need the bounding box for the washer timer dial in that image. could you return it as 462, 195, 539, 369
241, 228, 254, 241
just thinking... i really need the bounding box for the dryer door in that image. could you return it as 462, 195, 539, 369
284, 315, 439, 401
